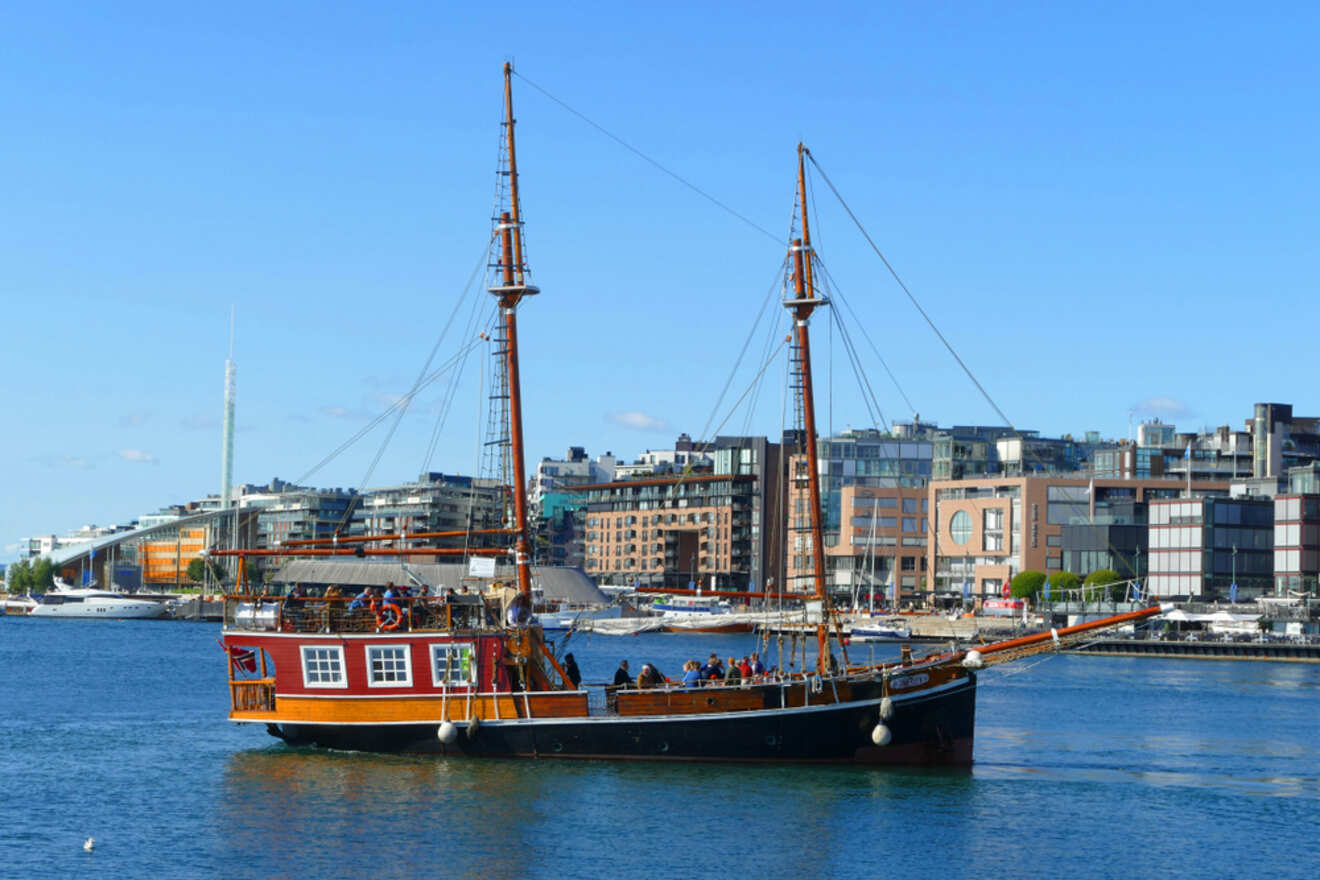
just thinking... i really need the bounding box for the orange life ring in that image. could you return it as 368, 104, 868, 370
375, 601, 403, 631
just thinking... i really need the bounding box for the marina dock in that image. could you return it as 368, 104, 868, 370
1070, 635, 1320, 663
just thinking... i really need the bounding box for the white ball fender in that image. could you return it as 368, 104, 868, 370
437, 722, 458, 744
879, 697, 894, 721
871, 723, 892, 746
962, 649, 984, 669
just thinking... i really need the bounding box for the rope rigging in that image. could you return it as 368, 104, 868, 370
511, 70, 782, 246
296, 335, 488, 489
423, 239, 504, 470
803, 151, 1017, 432
816, 259, 916, 417
696, 258, 789, 446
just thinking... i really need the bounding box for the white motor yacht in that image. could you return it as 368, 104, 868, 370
28, 580, 167, 619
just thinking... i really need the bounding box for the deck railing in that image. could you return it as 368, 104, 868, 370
224, 595, 497, 634
230, 679, 275, 713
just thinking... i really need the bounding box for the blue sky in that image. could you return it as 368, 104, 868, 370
4, 1, 1319, 555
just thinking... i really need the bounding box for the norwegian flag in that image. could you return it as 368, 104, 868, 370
219, 640, 258, 674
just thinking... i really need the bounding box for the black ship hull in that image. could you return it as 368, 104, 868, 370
266, 673, 976, 766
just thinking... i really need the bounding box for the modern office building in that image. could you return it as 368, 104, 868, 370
579, 436, 780, 591
929, 475, 1229, 603
1271, 493, 1320, 596
931, 427, 1015, 481
1060, 499, 1147, 583
528, 447, 617, 568
581, 473, 760, 589
1252, 403, 1320, 479
784, 428, 932, 596
254, 488, 359, 548
354, 472, 506, 550
1147, 496, 1273, 599
33, 508, 258, 590
612, 433, 712, 480
817, 484, 928, 601
1092, 424, 1253, 482
529, 447, 617, 511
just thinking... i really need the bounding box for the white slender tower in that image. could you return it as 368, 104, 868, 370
221, 308, 236, 512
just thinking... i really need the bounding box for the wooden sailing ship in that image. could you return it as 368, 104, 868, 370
215, 65, 1162, 765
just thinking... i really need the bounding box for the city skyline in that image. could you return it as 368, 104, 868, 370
6, 2, 1319, 554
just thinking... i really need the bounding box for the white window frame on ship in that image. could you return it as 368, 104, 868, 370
430, 642, 477, 688
365, 643, 413, 688
300, 645, 347, 689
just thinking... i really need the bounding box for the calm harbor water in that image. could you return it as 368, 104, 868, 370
1, 617, 1317, 879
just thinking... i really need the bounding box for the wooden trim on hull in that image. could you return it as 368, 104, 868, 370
256, 673, 977, 766
233, 690, 589, 724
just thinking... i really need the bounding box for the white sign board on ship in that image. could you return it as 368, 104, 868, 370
469, 557, 496, 578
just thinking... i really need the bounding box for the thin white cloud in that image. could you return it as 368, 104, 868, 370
321, 405, 370, 420
1132, 396, 1193, 419
117, 410, 151, 428
607, 411, 670, 433
116, 448, 159, 465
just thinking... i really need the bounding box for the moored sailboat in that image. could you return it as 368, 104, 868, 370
215, 65, 1161, 765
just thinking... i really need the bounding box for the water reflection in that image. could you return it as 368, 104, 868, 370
217, 749, 982, 879
220, 748, 562, 878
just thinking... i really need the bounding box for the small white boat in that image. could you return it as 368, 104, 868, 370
849, 617, 913, 641
534, 604, 622, 631
28, 580, 167, 619
650, 594, 733, 615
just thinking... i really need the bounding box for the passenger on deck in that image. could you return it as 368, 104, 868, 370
563, 653, 582, 688
347, 588, 371, 612
636, 663, 663, 689
316, 585, 343, 629
612, 660, 631, 688
749, 652, 765, 677
700, 653, 724, 681
681, 660, 702, 689
738, 657, 753, 680
724, 657, 740, 685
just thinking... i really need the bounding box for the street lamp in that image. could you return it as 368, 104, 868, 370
1230, 544, 1238, 602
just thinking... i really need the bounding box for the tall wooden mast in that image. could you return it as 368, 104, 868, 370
785, 143, 831, 672
489, 62, 538, 598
